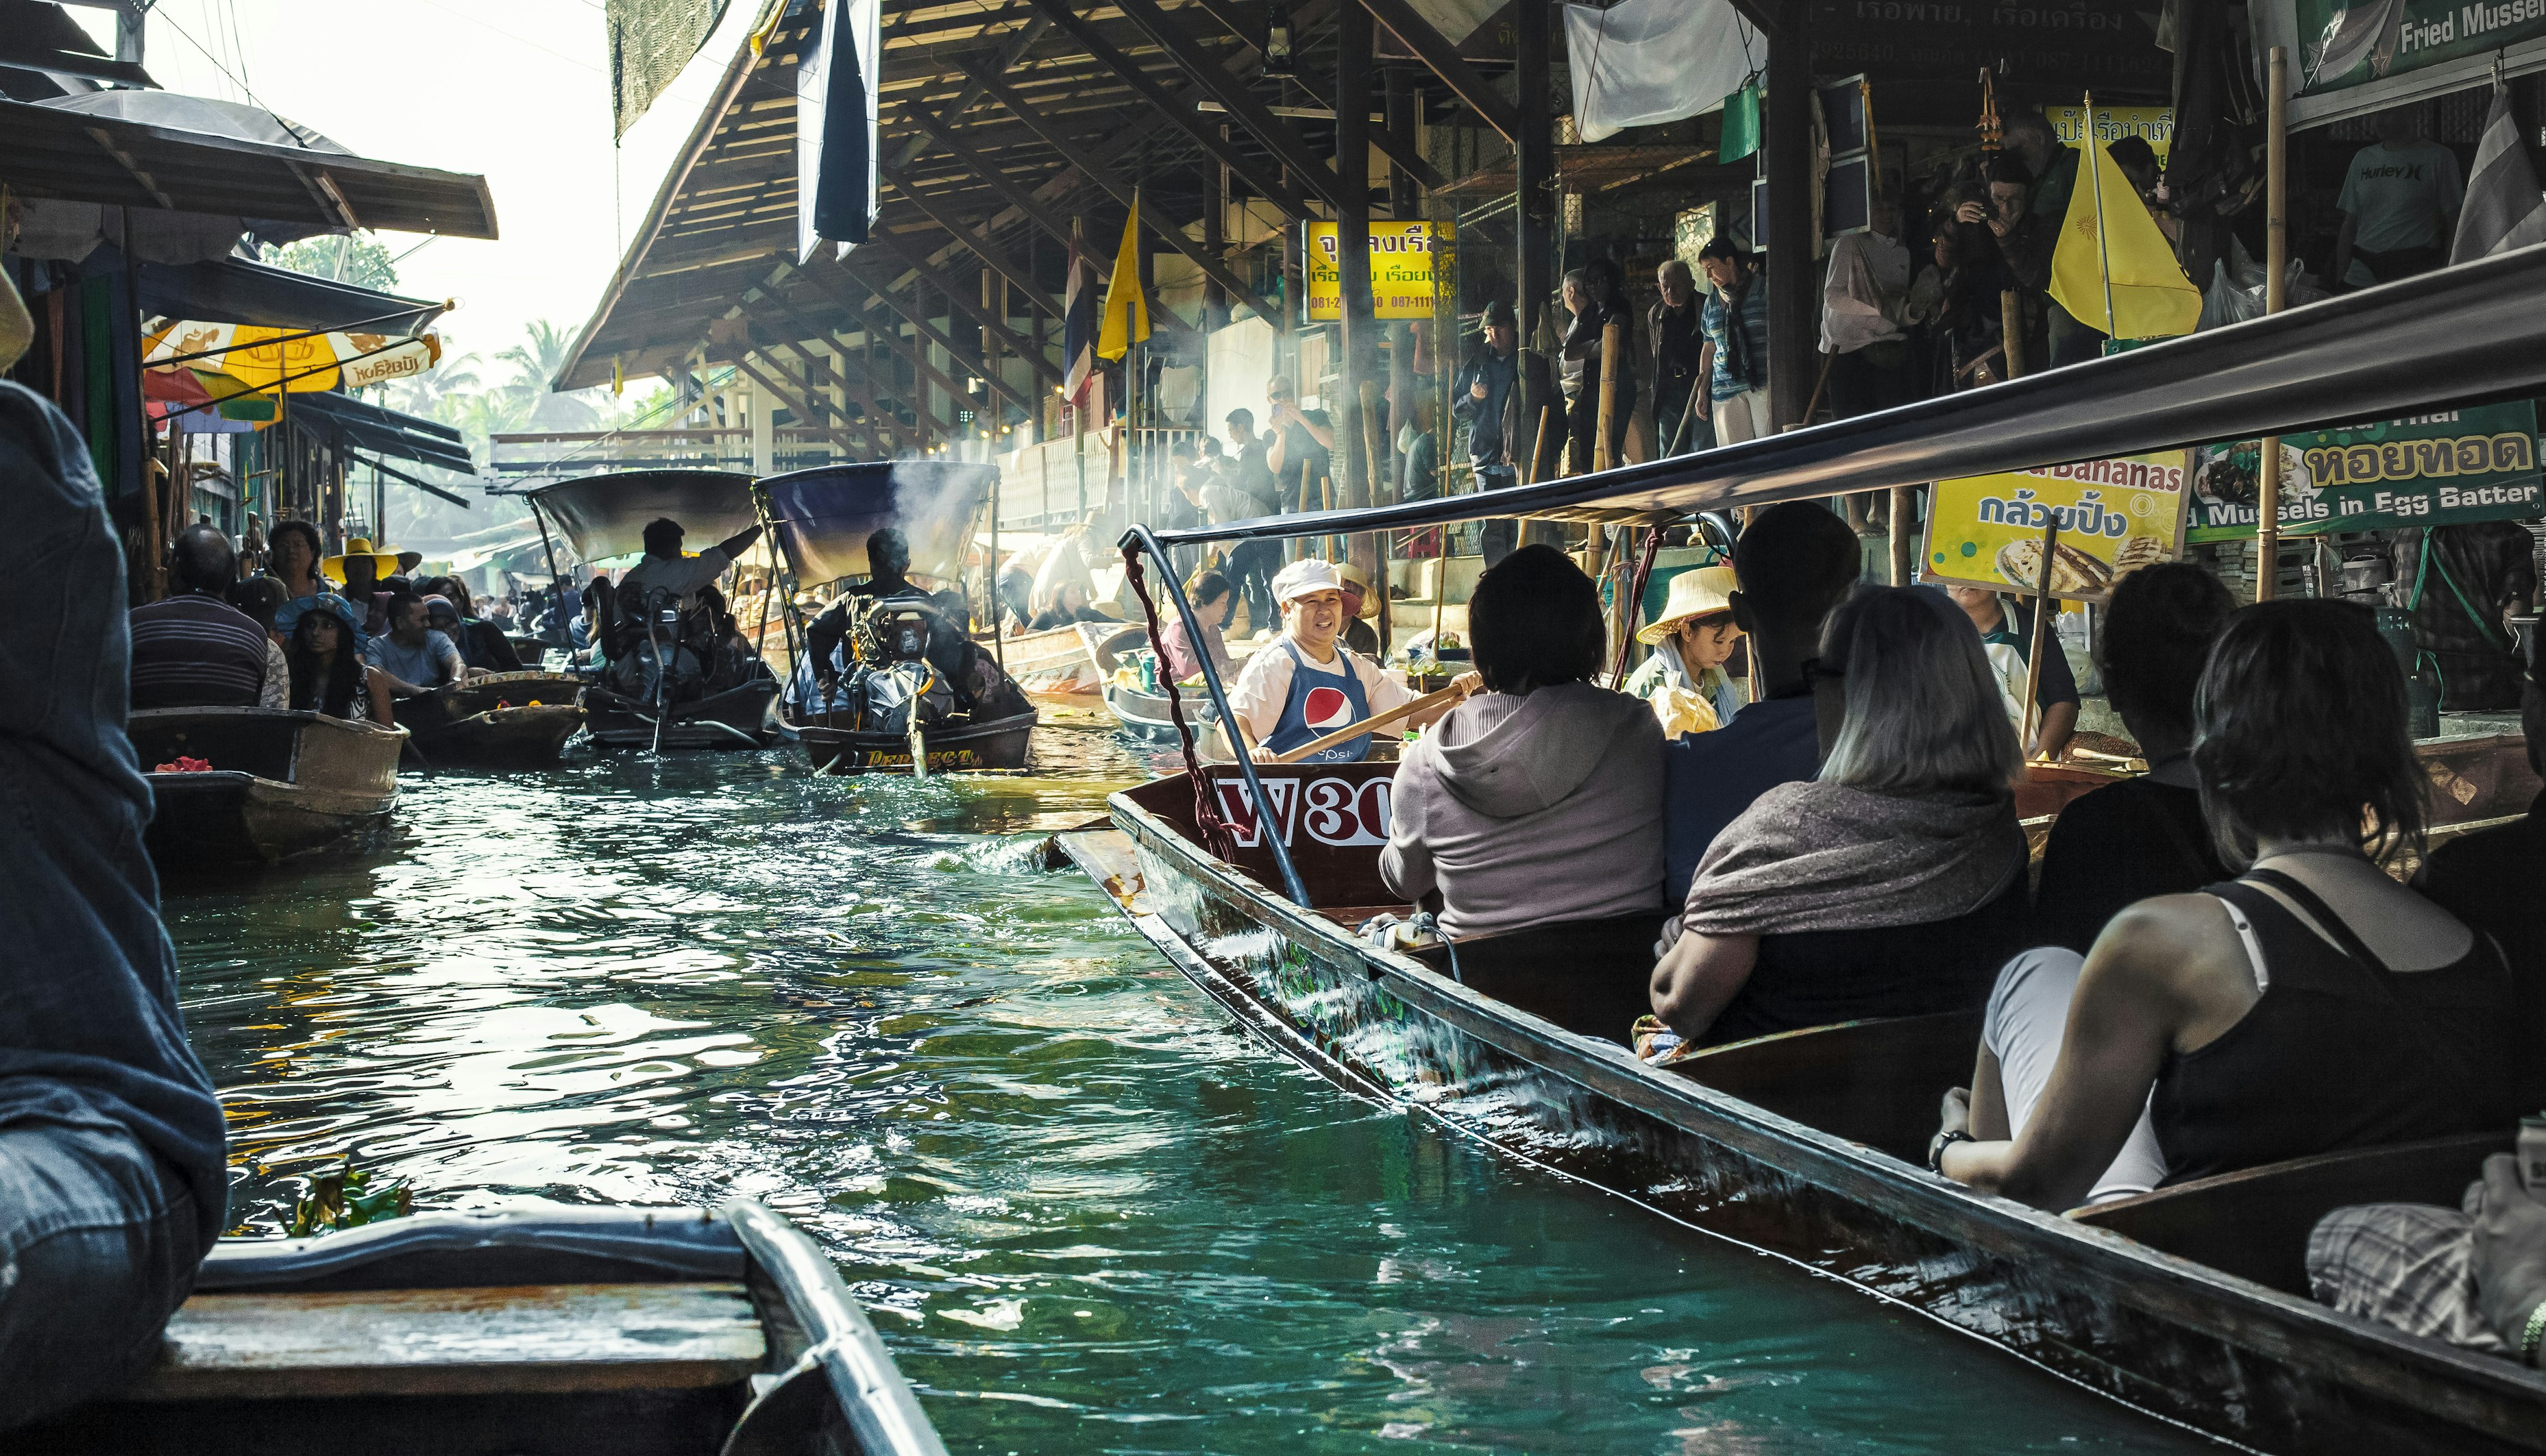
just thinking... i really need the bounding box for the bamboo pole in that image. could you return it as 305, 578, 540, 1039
1889, 486, 1916, 585
2020, 517, 2059, 758
1268, 684, 1464, 763
1594, 319, 1622, 471
2256, 47, 2290, 602
1999, 292, 2026, 378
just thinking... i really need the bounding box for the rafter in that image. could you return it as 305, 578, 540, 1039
1103, 0, 1343, 208
866, 232, 1060, 387
835, 254, 1039, 414
877, 162, 1062, 319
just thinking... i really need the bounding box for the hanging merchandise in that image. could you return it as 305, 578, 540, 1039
1719, 82, 1763, 164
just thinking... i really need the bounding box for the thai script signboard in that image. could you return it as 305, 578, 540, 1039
2185, 402, 2545, 542
1924, 450, 2193, 602
1303, 221, 1447, 321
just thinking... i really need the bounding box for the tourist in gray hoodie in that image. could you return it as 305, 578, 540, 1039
1381, 546, 1667, 1044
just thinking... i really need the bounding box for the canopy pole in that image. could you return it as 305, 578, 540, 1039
1117, 524, 1312, 906
990, 472, 1005, 674
2256, 47, 2289, 602
530, 501, 567, 646
2020, 517, 2059, 758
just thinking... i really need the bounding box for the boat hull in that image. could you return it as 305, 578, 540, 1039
584, 678, 779, 750
1081, 764, 2546, 1455
789, 708, 1037, 774
393, 673, 587, 768
992, 621, 1112, 696
130, 709, 404, 870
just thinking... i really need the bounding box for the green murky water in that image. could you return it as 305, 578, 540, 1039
161, 715, 2210, 1453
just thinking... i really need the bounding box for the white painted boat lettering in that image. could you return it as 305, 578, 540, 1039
1214, 776, 1391, 848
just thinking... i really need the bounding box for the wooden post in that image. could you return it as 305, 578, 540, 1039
2255, 45, 2289, 602
1513, 0, 1554, 351
2020, 517, 2059, 758
1889, 485, 1916, 585
1595, 319, 1622, 471
1999, 292, 2027, 378
1765, 32, 1815, 428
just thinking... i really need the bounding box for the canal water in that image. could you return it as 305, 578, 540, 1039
163, 711, 2210, 1455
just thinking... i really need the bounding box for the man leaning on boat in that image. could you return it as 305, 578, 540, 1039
0, 369, 226, 1426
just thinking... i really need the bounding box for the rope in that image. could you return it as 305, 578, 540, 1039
1120, 543, 1237, 863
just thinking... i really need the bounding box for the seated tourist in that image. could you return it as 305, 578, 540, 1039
2030, 563, 2237, 954
230, 577, 294, 708
1382, 545, 1664, 1041
323, 536, 399, 638
2307, 1149, 2546, 1361
282, 597, 393, 724
262, 518, 331, 606
2413, 656, 2546, 1111
128, 523, 285, 711
1156, 569, 1235, 683
1226, 558, 1469, 763
1621, 565, 1746, 741
363, 591, 467, 698
1930, 600, 2524, 1211
420, 578, 522, 674
805, 530, 969, 688
1336, 563, 1382, 658
420, 595, 504, 680
618, 515, 764, 624
1652, 585, 2030, 1049
1661, 502, 1863, 900
0, 376, 225, 1423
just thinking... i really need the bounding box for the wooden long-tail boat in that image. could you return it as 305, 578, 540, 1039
1077, 248, 2546, 1451
584, 676, 779, 751
759, 460, 1040, 775
1062, 753, 2546, 1453
996, 619, 1116, 696
391, 671, 587, 767
129, 708, 405, 871
23, 1202, 945, 1455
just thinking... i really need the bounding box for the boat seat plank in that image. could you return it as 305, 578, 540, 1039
2069, 1131, 2508, 1296
127, 1281, 766, 1402
1669, 1009, 1985, 1163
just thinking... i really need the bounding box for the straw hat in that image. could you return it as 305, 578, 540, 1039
321, 536, 403, 584
1334, 562, 1380, 619
1271, 557, 1345, 605
1635, 565, 1739, 645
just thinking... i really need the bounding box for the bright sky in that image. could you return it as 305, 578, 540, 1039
75, 0, 768, 370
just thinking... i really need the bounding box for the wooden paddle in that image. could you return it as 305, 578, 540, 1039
1265, 684, 1465, 764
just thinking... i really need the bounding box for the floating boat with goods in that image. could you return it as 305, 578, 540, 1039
761, 459, 1038, 776
995, 619, 1116, 696
1074, 251, 2546, 1453
518, 469, 782, 751
23, 1202, 944, 1456
129, 707, 406, 870
391, 671, 587, 767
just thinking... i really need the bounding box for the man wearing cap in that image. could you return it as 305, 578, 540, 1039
1225, 559, 1471, 762
1621, 565, 1746, 740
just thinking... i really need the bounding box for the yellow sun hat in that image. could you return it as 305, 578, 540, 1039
321, 536, 404, 584
1635, 565, 1739, 645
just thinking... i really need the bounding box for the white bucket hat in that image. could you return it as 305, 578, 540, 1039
1635, 565, 1739, 644
1270, 557, 1345, 605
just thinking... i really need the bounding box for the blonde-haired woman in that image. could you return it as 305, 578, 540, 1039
1648, 585, 2029, 1050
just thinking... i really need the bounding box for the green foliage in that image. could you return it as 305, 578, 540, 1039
259, 235, 402, 293
284, 1159, 413, 1237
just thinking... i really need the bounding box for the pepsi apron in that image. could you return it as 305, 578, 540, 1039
1263, 639, 1372, 763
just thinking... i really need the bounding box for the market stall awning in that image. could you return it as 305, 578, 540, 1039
1148, 244, 2546, 542
519, 469, 759, 564
0, 0, 156, 90
137, 256, 447, 334
2, 92, 498, 238
284, 390, 475, 476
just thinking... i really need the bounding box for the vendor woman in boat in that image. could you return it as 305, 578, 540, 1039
1225, 558, 1473, 761
1620, 565, 1746, 741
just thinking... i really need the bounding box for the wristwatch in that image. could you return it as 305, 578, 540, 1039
1927, 1128, 1976, 1174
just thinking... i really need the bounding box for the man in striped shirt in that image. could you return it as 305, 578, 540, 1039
128, 526, 282, 711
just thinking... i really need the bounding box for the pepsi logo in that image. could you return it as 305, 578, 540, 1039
1303, 685, 1354, 728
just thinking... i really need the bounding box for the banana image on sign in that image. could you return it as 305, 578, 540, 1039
1923, 450, 2194, 603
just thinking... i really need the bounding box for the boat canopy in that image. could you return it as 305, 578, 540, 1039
1141, 245, 2546, 545
523, 468, 759, 565
760, 460, 997, 587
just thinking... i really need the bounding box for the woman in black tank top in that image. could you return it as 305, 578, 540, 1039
1929, 601, 2529, 1211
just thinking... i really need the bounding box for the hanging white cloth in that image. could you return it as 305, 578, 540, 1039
1563, 0, 1762, 144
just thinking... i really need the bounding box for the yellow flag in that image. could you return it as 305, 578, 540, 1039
2048, 135, 2202, 341
1097, 193, 1149, 362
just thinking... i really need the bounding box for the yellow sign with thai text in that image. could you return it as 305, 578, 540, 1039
2041, 103, 2173, 162
1923, 450, 2192, 603
1303, 220, 1447, 321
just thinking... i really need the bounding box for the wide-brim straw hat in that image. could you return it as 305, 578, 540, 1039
1635, 564, 1739, 644
1334, 562, 1380, 619
322, 536, 404, 583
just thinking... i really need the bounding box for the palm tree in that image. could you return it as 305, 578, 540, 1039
497, 320, 602, 432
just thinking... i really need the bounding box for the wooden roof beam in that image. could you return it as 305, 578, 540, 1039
737, 287, 933, 446
1346, 0, 1517, 143
1180, 0, 1447, 189
865, 231, 1061, 388
1022, 0, 1312, 221
831, 254, 1039, 415
797, 272, 973, 436
955, 54, 1282, 323
877, 162, 1062, 319
901, 103, 1106, 282
1103, 0, 1342, 208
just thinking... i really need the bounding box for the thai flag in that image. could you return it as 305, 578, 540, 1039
1062, 225, 1094, 408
